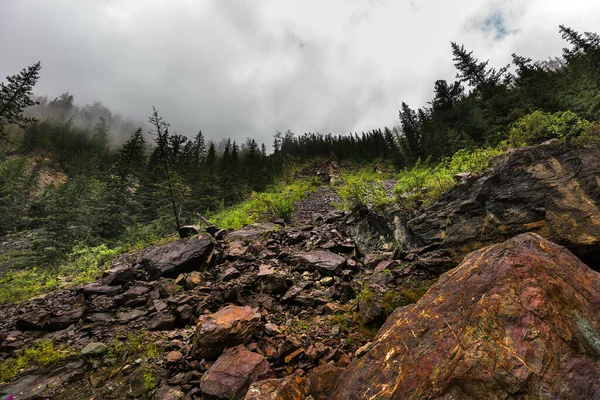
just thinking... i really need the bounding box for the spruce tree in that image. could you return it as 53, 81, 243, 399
0, 62, 41, 136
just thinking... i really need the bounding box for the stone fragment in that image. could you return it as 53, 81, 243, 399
308, 364, 344, 400
245, 374, 306, 400
148, 312, 177, 331
139, 235, 214, 278
291, 251, 346, 276
192, 305, 261, 360
80, 342, 109, 358
200, 345, 271, 399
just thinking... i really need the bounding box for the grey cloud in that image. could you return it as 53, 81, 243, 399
1, 0, 599, 146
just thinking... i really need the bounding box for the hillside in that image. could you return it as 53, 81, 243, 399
0, 140, 600, 399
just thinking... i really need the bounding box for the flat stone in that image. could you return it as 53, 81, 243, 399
184, 271, 203, 290
200, 345, 271, 399
153, 384, 184, 400
291, 251, 346, 276
221, 267, 240, 281
192, 305, 261, 360
81, 284, 124, 298
148, 312, 176, 331
165, 350, 183, 364
80, 342, 109, 358
117, 309, 145, 323
139, 235, 214, 279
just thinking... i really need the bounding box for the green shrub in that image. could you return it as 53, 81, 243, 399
338, 170, 391, 211
381, 287, 429, 315
508, 110, 593, 146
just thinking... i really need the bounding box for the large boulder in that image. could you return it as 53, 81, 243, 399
290, 251, 346, 276
191, 305, 261, 360
331, 233, 600, 399
408, 142, 600, 269
200, 345, 271, 399
139, 234, 214, 278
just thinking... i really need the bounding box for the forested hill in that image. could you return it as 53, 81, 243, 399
0, 25, 599, 300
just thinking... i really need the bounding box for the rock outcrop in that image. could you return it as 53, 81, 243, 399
409, 142, 600, 270
332, 233, 600, 399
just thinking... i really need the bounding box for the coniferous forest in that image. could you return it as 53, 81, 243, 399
0, 25, 599, 281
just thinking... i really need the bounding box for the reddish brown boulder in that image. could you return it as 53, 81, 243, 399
191, 305, 261, 360
244, 374, 306, 400
332, 233, 600, 399
200, 345, 271, 399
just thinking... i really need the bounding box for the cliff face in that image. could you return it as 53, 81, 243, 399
332, 233, 600, 399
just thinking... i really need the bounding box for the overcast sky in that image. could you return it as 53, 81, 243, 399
1, 0, 600, 145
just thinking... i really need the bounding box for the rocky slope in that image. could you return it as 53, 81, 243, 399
1, 207, 415, 399
1, 142, 600, 399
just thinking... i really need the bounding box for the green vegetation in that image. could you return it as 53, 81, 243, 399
394, 145, 507, 208
508, 110, 596, 146
142, 370, 158, 390
337, 167, 393, 211
381, 287, 429, 315
107, 332, 162, 361
357, 284, 374, 302
0, 244, 120, 303
0, 339, 75, 383
209, 178, 320, 229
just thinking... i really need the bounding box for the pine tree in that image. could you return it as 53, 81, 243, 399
148, 107, 181, 234
0, 62, 41, 136
451, 43, 508, 93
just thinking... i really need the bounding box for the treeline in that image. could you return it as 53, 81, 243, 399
274, 25, 600, 165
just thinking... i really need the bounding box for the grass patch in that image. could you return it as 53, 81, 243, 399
0, 224, 179, 304
0, 243, 121, 304
0, 339, 76, 383
107, 332, 162, 361
209, 178, 321, 230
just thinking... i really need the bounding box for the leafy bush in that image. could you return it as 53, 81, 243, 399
508, 110, 593, 146
0, 339, 74, 382
337, 169, 392, 211
209, 178, 320, 230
